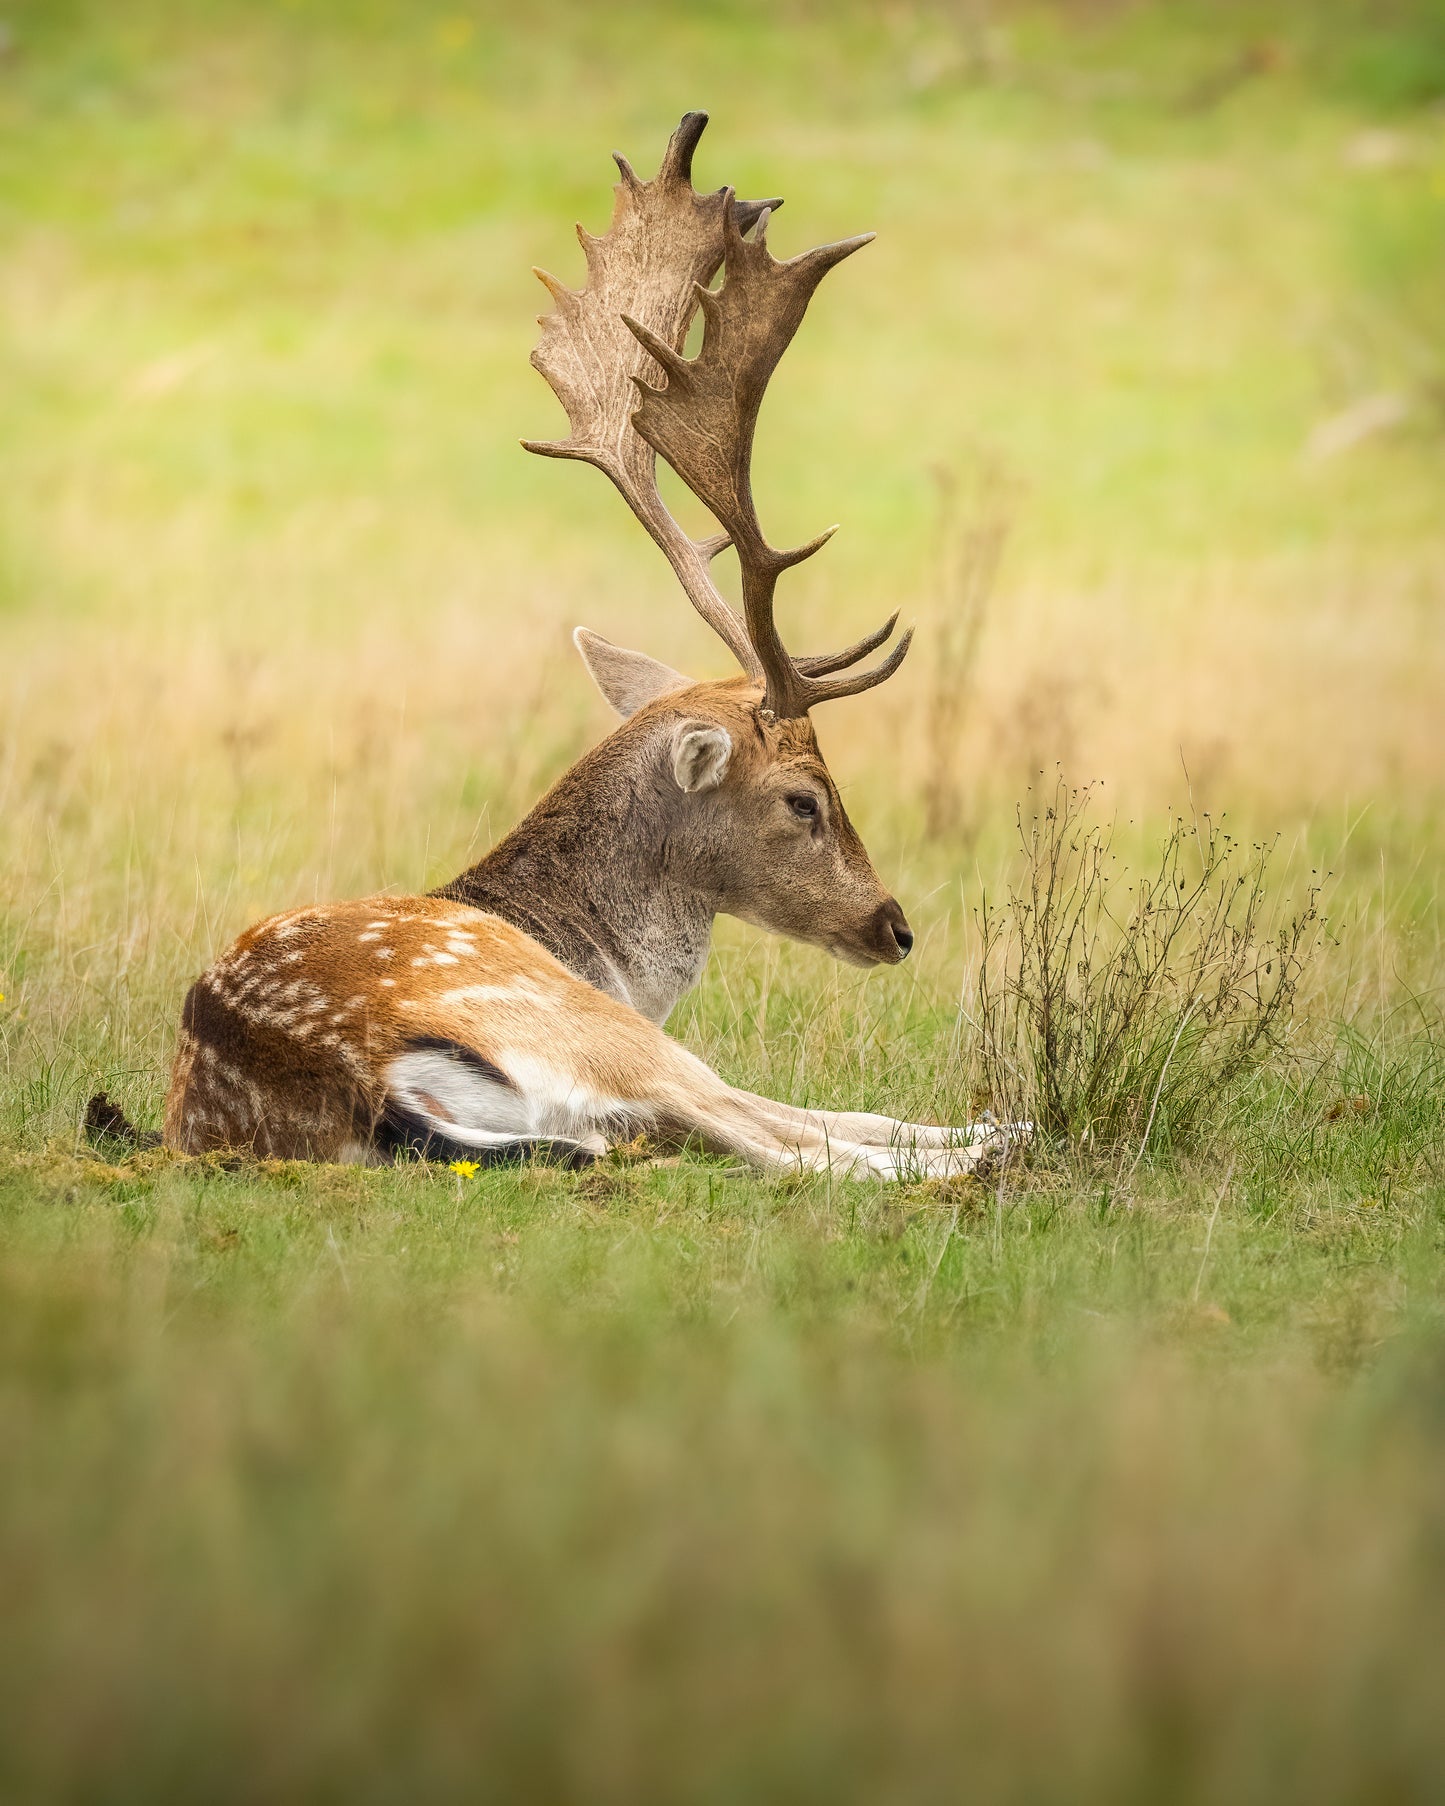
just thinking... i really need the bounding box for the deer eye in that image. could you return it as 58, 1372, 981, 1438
787, 793, 820, 822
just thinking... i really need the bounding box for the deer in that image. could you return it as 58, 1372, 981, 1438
147, 112, 1014, 1180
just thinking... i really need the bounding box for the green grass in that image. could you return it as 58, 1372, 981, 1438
2, 0, 1445, 1796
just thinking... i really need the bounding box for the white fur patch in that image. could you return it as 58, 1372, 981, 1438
384, 1048, 608, 1158
501, 1051, 635, 1142
388, 1049, 532, 1138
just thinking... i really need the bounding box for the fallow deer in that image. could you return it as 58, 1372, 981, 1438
158, 113, 1010, 1179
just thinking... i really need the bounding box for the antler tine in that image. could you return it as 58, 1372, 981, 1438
793, 610, 900, 677
797, 624, 914, 707
658, 108, 707, 184
524, 113, 781, 679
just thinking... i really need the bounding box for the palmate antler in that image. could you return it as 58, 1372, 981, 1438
524, 111, 911, 719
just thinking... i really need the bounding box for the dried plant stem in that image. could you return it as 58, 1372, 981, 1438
1126, 997, 1199, 1181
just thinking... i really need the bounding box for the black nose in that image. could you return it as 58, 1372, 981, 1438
877, 898, 914, 961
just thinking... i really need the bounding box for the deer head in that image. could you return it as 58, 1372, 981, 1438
522, 112, 914, 972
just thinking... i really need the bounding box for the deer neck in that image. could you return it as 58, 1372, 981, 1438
433, 726, 718, 1025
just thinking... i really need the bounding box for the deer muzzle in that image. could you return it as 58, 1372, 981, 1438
875, 897, 914, 964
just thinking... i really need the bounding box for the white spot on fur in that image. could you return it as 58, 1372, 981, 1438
383, 1049, 607, 1163
432, 984, 521, 1012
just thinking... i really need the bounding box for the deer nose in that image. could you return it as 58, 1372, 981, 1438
878, 898, 913, 961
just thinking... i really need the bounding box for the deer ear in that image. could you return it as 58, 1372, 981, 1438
670, 721, 732, 794
574, 627, 689, 719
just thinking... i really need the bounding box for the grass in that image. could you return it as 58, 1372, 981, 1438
2, 0, 1445, 1796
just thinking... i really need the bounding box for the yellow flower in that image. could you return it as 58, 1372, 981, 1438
449, 1159, 480, 1179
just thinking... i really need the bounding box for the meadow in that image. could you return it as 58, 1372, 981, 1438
2, 1, 1444, 1797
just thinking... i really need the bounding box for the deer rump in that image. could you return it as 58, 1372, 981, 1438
162, 900, 634, 1167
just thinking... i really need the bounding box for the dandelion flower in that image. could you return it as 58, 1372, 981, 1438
449, 1159, 480, 1179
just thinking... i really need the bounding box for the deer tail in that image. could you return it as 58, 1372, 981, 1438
84, 1092, 164, 1152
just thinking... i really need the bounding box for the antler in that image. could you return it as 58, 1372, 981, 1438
524, 112, 765, 676
526, 112, 911, 717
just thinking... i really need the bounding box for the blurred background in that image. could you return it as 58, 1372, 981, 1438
4, 0, 1443, 838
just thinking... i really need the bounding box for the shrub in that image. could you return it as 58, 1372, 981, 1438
975, 778, 1324, 1156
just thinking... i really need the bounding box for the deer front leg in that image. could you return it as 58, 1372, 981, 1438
737, 1090, 1001, 1157
696, 1091, 1005, 1179
647, 1047, 1006, 1180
